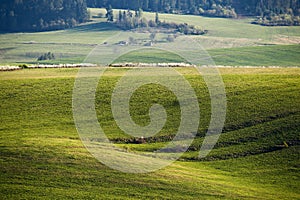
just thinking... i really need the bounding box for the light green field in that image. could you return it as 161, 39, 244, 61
0, 68, 299, 199
0, 21, 118, 65
0, 8, 299, 66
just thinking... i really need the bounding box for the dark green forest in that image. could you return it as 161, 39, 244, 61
0, 0, 299, 32
90, 0, 300, 25
88, 0, 300, 17
0, 0, 88, 32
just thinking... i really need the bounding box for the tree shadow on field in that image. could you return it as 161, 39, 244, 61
70, 22, 120, 32
0, 22, 120, 34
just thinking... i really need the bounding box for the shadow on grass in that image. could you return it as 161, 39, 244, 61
70, 22, 120, 32
0, 22, 120, 34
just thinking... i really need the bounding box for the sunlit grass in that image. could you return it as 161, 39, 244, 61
0, 67, 299, 199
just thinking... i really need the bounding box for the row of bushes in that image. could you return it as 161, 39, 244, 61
159, 21, 208, 35
114, 9, 207, 35
198, 5, 237, 18
253, 14, 300, 26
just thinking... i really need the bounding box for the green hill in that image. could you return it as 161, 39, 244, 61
0, 67, 299, 199
0, 8, 299, 199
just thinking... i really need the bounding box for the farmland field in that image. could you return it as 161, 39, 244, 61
0, 8, 299, 66
0, 68, 299, 199
113, 45, 300, 66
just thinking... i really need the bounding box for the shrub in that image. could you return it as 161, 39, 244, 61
18, 64, 28, 69
252, 14, 300, 26
37, 52, 55, 61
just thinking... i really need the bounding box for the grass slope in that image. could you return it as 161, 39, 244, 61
0, 68, 299, 199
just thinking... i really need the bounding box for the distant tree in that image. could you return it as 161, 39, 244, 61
155, 12, 160, 24
119, 10, 123, 21
106, 5, 114, 21
176, 0, 181, 10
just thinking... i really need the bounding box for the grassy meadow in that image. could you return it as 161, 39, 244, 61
0, 8, 299, 66
0, 68, 299, 199
113, 45, 300, 66
0, 7, 300, 200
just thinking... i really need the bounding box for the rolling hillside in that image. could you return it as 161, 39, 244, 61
0, 7, 299, 200
0, 67, 299, 199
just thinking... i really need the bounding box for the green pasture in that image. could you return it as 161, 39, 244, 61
208, 44, 300, 66
0, 7, 299, 199
113, 45, 300, 66
0, 67, 299, 199
0, 8, 300, 66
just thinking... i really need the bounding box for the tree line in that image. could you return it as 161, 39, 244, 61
0, 0, 299, 33
89, 0, 238, 18
0, 0, 88, 32
88, 0, 300, 22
